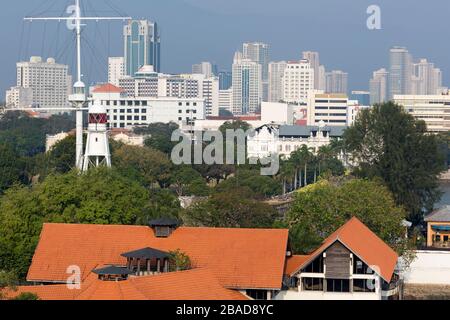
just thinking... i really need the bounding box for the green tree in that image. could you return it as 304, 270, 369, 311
183, 188, 278, 228
0, 168, 173, 278
169, 249, 192, 272
171, 166, 209, 196
0, 271, 18, 300
113, 144, 172, 188
135, 122, 179, 155
0, 143, 27, 193
343, 102, 446, 223
285, 177, 409, 256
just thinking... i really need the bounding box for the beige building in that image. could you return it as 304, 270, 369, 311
393, 94, 450, 132
307, 91, 349, 126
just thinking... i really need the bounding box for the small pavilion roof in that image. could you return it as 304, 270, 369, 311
121, 247, 170, 260
92, 265, 134, 276
148, 218, 180, 227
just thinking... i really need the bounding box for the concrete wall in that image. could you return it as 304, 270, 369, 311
402, 250, 450, 285
274, 290, 380, 300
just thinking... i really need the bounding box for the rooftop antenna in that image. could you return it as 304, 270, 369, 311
24, 0, 131, 170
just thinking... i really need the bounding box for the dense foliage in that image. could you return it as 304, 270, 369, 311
285, 177, 410, 257
343, 102, 446, 223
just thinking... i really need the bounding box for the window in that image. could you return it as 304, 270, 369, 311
127, 116, 132, 121
303, 255, 324, 273
245, 290, 267, 300
353, 256, 370, 275
326, 279, 350, 293
445, 236, 449, 242
302, 278, 323, 291
353, 279, 376, 293
142, 116, 147, 121
178, 102, 183, 106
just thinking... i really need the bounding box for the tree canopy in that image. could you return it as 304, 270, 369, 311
284, 177, 409, 257
343, 102, 446, 223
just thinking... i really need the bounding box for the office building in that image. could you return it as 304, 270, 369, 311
370, 68, 389, 105
108, 57, 125, 87
232, 51, 262, 115
5, 86, 33, 108
218, 71, 232, 90
411, 59, 442, 95
307, 90, 350, 126
393, 94, 450, 132
350, 91, 370, 106
325, 70, 348, 94
124, 20, 161, 76
15, 56, 70, 111
389, 46, 413, 98
268, 61, 287, 103
302, 51, 321, 89
219, 89, 233, 113
192, 62, 214, 78
243, 42, 269, 101
282, 60, 314, 104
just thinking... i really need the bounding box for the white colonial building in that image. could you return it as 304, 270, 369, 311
247, 121, 346, 159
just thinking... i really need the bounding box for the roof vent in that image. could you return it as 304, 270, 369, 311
92, 265, 133, 281
149, 218, 180, 238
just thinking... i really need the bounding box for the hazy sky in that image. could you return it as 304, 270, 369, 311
1, 0, 450, 99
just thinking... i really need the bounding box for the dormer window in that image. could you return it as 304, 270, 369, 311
149, 218, 180, 238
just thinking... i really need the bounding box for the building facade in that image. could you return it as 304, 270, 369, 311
389, 47, 413, 99
268, 61, 287, 103
124, 20, 161, 76
108, 57, 125, 87
232, 51, 262, 115
325, 70, 348, 94
15, 56, 70, 111
370, 68, 389, 105
91, 84, 205, 129
243, 42, 269, 101
192, 62, 214, 78
393, 94, 450, 132
282, 60, 314, 104
302, 51, 321, 90
5, 86, 33, 108
307, 91, 350, 126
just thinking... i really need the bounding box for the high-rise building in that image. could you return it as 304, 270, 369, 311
389, 46, 412, 98
124, 20, 161, 76
5, 86, 33, 108
411, 59, 442, 95
302, 51, 321, 89
108, 57, 125, 87
325, 70, 348, 94
318, 65, 326, 91
268, 61, 287, 103
219, 89, 233, 113
192, 62, 213, 78
243, 42, 269, 101
15, 56, 70, 111
369, 68, 389, 105
218, 71, 232, 90
282, 60, 314, 104
232, 51, 262, 115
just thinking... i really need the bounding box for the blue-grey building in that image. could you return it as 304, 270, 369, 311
219, 71, 232, 90
350, 91, 370, 106
124, 20, 161, 76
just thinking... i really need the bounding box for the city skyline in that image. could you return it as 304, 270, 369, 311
1, 0, 450, 100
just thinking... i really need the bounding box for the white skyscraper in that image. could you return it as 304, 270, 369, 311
192, 62, 213, 78
318, 65, 326, 91
268, 61, 287, 103
325, 70, 348, 94
411, 59, 442, 95
302, 51, 321, 89
369, 68, 389, 105
232, 51, 262, 115
389, 46, 413, 98
243, 42, 269, 101
108, 57, 125, 87
15, 56, 70, 111
282, 60, 314, 104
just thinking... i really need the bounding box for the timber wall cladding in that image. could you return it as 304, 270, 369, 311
325, 241, 351, 279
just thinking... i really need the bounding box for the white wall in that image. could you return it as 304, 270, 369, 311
402, 250, 450, 285
274, 290, 380, 301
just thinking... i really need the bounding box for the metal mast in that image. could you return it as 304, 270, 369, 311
24, 0, 130, 170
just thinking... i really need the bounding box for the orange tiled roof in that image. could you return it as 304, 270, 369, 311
92, 83, 124, 93
27, 224, 289, 290
287, 217, 398, 282
7, 269, 248, 300
284, 255, 310, 276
